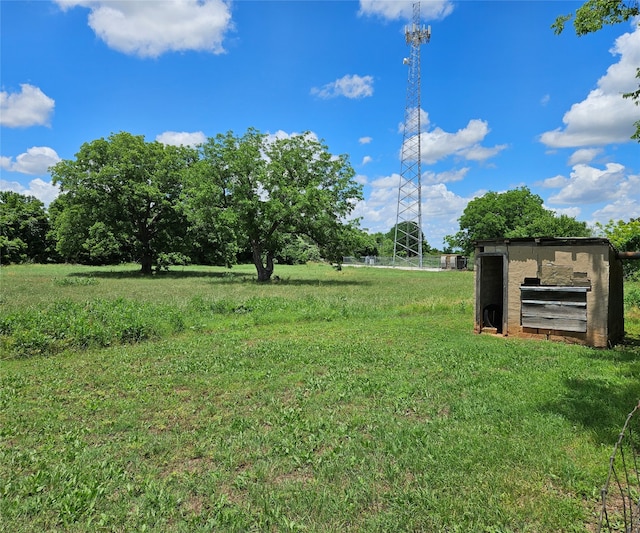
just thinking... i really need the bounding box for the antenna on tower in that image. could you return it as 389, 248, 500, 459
393, 2, 431, 268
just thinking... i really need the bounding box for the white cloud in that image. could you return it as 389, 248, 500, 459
265, 130, 319, 144
398, 107, 429, 134
546, 205, 582, 219
540, 94, 550, 106
350, 173, 400, 232
547, 162, 628, 204
1, 147, 61, 175
540, 24, 640, 147
350, 171, 476, 247
371, 173, 400, 189
359, 136, 372, 145
460, 143, 508, 162
354, 174, 368, 186
361, 155, 373, 165
0, 84, 55, 128
423, 183, 472, 219
311, 74, 374, 99
423, 167, 469, 184
55, 0, 233, 58
422, 184, 480, 247
156, 131, 206, 147
568, 148, 602, 165
591, 197, 640, 223
0, 178, 60, 206
358, 0, 453, 21
409, 117, 505, 164
538, 174, 569, 188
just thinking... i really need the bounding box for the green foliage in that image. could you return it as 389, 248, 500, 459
50, 132, 199, 273
155, 252, 191, 272
386, 222, 435, 256
340, 228, 379, 258
276, 235, 321, 265
597, 218, 640, 278
189, 129, 363, 281
0, 191, 52, 263
0, 298, 185, 358
370, 231, 395, 256
626, 284, 640, 308
21, 129, 365, 274
445, 186, 590, 255
552, 0, 639, 35
597, 218, 640, 250
52, 276, 98, 287
83, 222, 123, 264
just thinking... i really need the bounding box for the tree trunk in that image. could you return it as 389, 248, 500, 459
252, 241, 274, 282
138, 224, 154, 275
140, 252, 153, 275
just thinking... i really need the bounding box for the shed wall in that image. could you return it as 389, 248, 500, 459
475, 240, 624, 348
608, 247, 625, 345
506, 243, 610, 347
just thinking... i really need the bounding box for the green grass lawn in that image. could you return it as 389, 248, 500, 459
1, 263, 639, 532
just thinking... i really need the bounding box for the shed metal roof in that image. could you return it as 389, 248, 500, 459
474, 237, 613, 248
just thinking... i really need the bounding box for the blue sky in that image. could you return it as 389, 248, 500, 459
1, 0, 639, 248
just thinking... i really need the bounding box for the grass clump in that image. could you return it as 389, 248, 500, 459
625, 283, 640, 309
1, 298, 185, 358
52, 276, 99, 287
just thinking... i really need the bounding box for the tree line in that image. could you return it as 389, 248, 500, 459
2, 129, 638, 280
3, 130, 376, 281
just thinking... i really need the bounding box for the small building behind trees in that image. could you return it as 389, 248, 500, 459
474, 237, 624, 348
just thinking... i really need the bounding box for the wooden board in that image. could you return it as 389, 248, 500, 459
520, 286, 587, 333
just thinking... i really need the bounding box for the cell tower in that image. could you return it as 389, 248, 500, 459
393, 2, 430, 267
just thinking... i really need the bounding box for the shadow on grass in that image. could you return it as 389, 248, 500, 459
69, 269, 254, 280
543, 339, 640, 445
67, 270, 369, 286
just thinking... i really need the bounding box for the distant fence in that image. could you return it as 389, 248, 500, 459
342, 255, 468, 270
598, 400, 640, 532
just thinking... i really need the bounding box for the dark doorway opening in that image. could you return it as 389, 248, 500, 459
479, 255, 504, 334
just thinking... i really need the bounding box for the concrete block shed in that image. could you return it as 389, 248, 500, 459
474, 238, 625, 348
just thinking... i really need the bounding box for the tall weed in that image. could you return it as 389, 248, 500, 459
625, 283, 640, 309
0, 298, 185, 358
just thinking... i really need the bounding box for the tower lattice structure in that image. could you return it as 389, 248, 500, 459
393, 2, 430, 267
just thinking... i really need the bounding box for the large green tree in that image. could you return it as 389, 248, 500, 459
50, 132, 198, 273
552, 0, 640, 140
0, 191, 52, 264
189, 129, 363, 281
445, 187, 590, 255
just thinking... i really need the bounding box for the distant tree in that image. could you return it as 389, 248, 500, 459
317, 223, 374, 266
445, 186, 590, 255
386, 222, 434, 256
350, 230, 380, 258
596, 218, 640, 278
275, 235, 322, 265
506, 213, 591, 240
0, 191, 52, 264
48, 194, 99, 265
50, 132, 198, 273
369, 232, 393, 257
189, 129, 363, 281
552, 0, 640, 141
